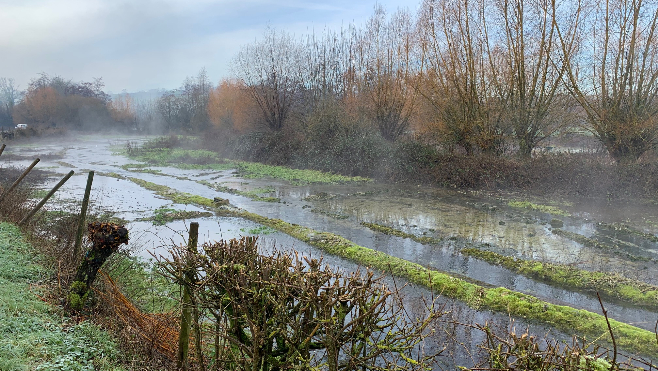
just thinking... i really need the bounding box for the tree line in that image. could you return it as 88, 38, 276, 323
2, 0, 658, 165
217, 0, 658, 164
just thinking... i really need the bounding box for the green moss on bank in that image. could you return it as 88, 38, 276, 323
123, 178, 658, 358
233, 161, 371, 185
461, 248, 658, 311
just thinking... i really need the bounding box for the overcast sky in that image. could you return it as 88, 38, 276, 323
0, 0, 420, 94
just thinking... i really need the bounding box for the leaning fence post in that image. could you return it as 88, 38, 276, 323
19, 170, 74, 226
0, 158, 40, 204
73, 171, 94, 259
178, 222, 199, 370
0, 144, 5, 158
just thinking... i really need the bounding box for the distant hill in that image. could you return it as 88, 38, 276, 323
110, 89, 167, 103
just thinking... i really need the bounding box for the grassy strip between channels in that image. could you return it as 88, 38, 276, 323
361, 222, 442, 244
124, 178, 658, 357
128, 177, 215, 207
552, 228, 653, 262
136, 207, 214, 225
198, 180, 280, 202
0, 222, 125, 371
126, 146, 371, 184
461, 248, 658, 311
597, 222, 658, 243
508, 200, 571, 216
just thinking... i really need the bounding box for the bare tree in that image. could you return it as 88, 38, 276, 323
233, 28, 304, 131
359, 5, 419, 141
181, 68, 213, 132
558, 0, 658, 163
490, 0, 568, 158
0, 78, 20, 128
418, 0, 508, 155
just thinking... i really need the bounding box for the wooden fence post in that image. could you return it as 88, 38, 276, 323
73, 171, 94, 259
178, 222, 199, 370
19, 170, 74, 226
0, 158, 40, 204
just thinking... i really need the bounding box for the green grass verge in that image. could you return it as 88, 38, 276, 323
508, 200, 570, 216
122, 179, 658, 358
461, 248, 658, 311
0, 222, 125, 371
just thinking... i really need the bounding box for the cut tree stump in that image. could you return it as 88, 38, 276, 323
68, 222, 129, 310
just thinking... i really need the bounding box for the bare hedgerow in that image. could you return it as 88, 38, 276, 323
157, 236, 446, 371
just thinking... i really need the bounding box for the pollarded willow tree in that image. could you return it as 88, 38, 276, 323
558, 0, 658, 163
233, 28, 305, 132
358, 5, 420, 142
418, 0, 509, 155
488, 0, 570, 158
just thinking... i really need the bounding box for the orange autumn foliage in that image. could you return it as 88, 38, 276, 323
109, 93, 136, 126
13, 86, 63, 126
207, 79, 257, 134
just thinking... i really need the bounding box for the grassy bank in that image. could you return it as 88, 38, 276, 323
124, 177, 658, 358
0, 222, 125, 371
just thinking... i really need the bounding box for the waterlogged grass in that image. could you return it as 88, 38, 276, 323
552, 228, 652, 262
234, 161, 371, 185
311, 208, 350, 220
128, 177, 214, 207
137, 206, 213, 225
361, 222, 441, 244
214, 208, 658, 357
240, 226, 276, 235
126, 141, 371, 184
0, 222, 125, 371
199, 180, 280, 202
461, 248, 658, 311
129, 148, 222, 166
30, 189, 50, 200
597, 222, 658, 243
120, 179, 658, 357
508, 200, 570, 216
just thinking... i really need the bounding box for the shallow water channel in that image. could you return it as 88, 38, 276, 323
3, 134, 658, 365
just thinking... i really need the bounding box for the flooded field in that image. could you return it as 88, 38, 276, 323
3, 134, 658, 364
